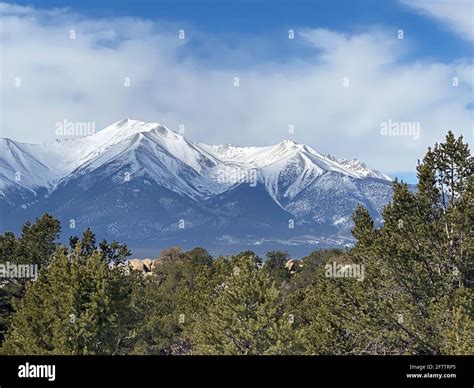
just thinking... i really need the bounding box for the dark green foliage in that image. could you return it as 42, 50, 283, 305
264, 250, 291, 284
191, 256, 302, 354
0, 214, 61, 343
70, 229, 131, 265
18, 213, 61, 268
129, 248, 212, 354
2, 246, 133, 355
186, 247, 213, 266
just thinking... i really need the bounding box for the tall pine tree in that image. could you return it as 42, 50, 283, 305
192, 256, 301, 355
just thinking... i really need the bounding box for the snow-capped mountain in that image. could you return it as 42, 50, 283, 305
0, 119, 395, 256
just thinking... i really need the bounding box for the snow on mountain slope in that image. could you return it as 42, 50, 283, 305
200, 139, 390, 181
199, 139, 391, 208
88, 119, 221, 175
0, 138, 55, 191
1, 119, 227, 197
63, 130, 223, 199
1, 118, 394, 213
325, 154, 391, 180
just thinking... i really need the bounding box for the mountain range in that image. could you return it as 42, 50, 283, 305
0, 119, 395, 256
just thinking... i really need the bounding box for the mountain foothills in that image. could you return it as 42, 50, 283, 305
0, 119, 394, 254
0, 131, 472, 355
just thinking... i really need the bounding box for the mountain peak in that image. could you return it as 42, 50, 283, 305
278, 139, 297, 146
92, 119, 177, 144
115, 118, 134, 126
107, 118, 164, 132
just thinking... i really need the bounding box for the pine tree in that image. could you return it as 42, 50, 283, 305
18, 213, 61, 268
2, 244, 132, 355
192, 256, 301, 355
325, 131, 473, 354
128, 248, 213, 355
264, 250, 291, 285
0, 214, 60, 344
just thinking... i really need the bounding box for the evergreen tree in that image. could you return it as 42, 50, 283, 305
192, 256, 301, 355
186, 247, 213, 266
70, 229, 131, 265
264, 250, 291, 285
18, 213, 61, 268
129, 249, 212, 355
2, 244, 132, 355
0, 214, 60, 344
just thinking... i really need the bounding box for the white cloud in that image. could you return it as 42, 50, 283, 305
400, 0, 474, 41
0, 2, 472, 174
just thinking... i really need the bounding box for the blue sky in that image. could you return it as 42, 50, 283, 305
10, 0, 472, 62
0, 0, 462, 34
1, 0, 473, 183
